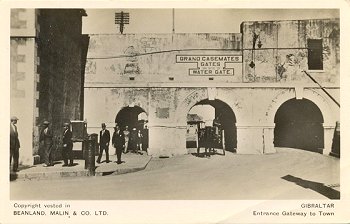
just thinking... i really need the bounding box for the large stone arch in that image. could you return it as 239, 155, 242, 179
115, 104, 149, 151
264, 88, 337, 154
175, 88, 244, 126
115, 105, 148, 128
175, 89, 207, 125
265, 88, 335, 126
170, 88, 244, 155
113, 91, 149, 116
107, 88, 149, 127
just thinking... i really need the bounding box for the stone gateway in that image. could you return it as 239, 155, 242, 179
84, 18, 339, 157
10, 9, 339, 164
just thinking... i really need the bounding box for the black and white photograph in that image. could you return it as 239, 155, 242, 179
1, 1, 350, 224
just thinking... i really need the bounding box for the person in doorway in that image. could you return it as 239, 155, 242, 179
130, 127, 138, 153
137, 129, 143, 152
10, 116, 20, 172
97, 123, 110, 163
40, 121, 54, 167
62, 122, 73, 167
142, 125, 149, 151
112, 125, 125, 164
123, 126, 130, 153
203, 126, 213, 157
212, 115, 221, 135
114, 122, 119, 155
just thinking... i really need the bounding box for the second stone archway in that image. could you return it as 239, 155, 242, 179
187, 98, 237, 152
175, 88, 241, 154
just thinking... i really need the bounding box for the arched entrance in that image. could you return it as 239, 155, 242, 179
274, 98, 324, 153
186, 99, 237, 152
115, 106, 149, 151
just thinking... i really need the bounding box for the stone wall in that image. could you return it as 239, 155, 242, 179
10, 9, 87, 164
10, 9, 38, 165
36, 9, 88, 161
85, 86, 339, 156
10, 37, 37, 165
84, 18, 340, 157
85, 33, 243, 84
241, 19, 340, 84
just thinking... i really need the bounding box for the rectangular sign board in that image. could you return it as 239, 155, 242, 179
176, 55, 242, 76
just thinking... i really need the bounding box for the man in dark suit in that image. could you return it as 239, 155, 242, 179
129, 127, 138, 153
112, 125, 125, 164
97, 123, 110, 163
40, 121, 54, 167
62, 122, 73, 167
10, 116, 20, 172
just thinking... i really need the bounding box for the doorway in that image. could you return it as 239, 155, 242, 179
115, 106, 149, 151
186, 99, 237, 152
274, 98, 324, 153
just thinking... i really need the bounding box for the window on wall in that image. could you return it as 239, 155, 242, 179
308, 39, 323, 70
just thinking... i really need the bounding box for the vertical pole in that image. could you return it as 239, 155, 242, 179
120, 11, 124, 34
172, 9, 175, 34
84, 135, 96, 176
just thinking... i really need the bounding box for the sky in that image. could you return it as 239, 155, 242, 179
83, 9, 339, 34
189, 105, 215, 123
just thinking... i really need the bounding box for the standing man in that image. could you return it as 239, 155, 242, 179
130, 127, 138, 153
136, 129, 143, 152
123, 125, 130, 153
212, 115, 221, 136
40, 121, 54, 167
62, 122, 74, 167
10, 116, 20, 172
97, 123, 110, 163
112, 125, 125, 164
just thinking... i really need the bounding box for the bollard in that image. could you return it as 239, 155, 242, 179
84, 135, 96, 176
90, 133, 99, 155
330, 121, 340, 158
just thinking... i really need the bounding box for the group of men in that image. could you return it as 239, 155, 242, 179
9, 116, 74, 172
9, 116, 146, 172
97, 123, 145, 165
39, 121, 74, 167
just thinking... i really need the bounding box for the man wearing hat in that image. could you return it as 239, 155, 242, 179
96, 123, 110, 163
112, 125, 125, 164
62, 122, 73, 166
10, 116, 20, 172
39, 121, 54, 167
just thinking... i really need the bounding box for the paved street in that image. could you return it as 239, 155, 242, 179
10, 148, 339, 200
10, 153, 151, 181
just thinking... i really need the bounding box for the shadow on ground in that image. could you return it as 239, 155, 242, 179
281, 174, 340, 199
190, 149, 226, 158
10, 164, 35, 181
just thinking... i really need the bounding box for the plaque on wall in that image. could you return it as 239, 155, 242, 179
71, 120, 87, 142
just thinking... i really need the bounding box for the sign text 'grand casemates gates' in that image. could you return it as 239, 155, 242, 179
176, 55, 242, 76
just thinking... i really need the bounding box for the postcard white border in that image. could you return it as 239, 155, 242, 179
1, 1, 350, 223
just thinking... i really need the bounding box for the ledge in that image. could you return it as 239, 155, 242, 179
84, 82, 340, 89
